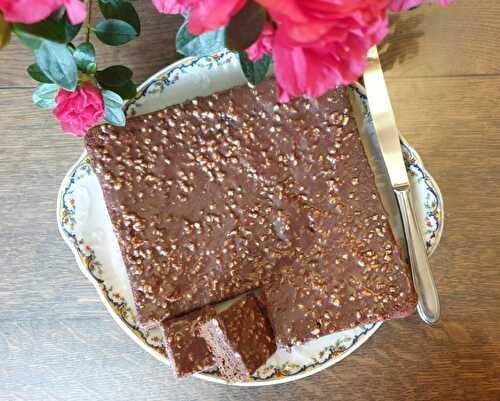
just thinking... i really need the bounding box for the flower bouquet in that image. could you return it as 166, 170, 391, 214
0, 0, 451, 136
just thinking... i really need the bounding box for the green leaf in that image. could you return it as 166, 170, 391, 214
64, 18, 82, 42
33, 83, 58, 99
74, 42, 97, 74
13, 12, 81, 45
54, 6, 66, 20
102, 90, 126, 127
96, 66, 136, 99
0, 13, 12, 49
101, 80, 137, 100
238, 51, 271, 85
27, 64, 53, 83
176, 20, 225, 57
94, 19, 137, 46
87, 63, 97, 75
98, 0, 141, 34
104, 106, 126, 126
96, 65, 133, 87
14, 28, 42, 49
225, 0, 266, 51
102, 89, 124, 109
32, 83, 58, 109
35, 41, 78, 91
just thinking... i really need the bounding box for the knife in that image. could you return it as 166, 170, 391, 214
363, 46, 440, 325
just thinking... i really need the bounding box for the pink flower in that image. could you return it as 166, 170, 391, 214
246, 22, 274, 61
257, 0, 389, 101
64, 0, 86, 24
0, 0, 59, 23
152, 0, 246, 35
389, 0, 422, 11
273, 33, 371, 102
389, 0, 452, 12
0, 0, 86, 24
152, 0, 188, 14
53, 83, 105, 137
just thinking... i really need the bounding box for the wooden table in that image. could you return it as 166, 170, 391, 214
1, 1, 499, 400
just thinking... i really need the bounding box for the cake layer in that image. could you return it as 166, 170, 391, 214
200, 295, 276, 382
160, 307, 216, 377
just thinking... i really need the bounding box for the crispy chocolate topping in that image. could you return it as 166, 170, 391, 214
85, 80, 416, 338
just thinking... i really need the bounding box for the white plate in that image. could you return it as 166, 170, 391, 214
57, 51, 444, 386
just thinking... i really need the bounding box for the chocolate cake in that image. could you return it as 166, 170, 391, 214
85, 79, 416, 338
200, 295, 276, 382
160, 307, 216, 377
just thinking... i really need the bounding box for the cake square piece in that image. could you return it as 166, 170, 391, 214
160, 306, 216, 377
85, 79, 416, 333
200, 294, 276, 382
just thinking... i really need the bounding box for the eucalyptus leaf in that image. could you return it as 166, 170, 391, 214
104, 106, 126, 126
27, 64, 53, 83
225, 0, 266, 51
98, 0, 141, 34
35, 41, 77, 91
96, 65, 133, 87
94, 19, 137, 46
238, 51, 271, 85
74, 42, 97, 74
176, 21, 225, 57
32, 83, 58, 109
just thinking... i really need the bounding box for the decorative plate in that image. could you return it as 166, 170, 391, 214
57, 51, 444, 386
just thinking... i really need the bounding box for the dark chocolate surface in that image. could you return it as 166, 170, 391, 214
160, 307, 216, 377
85, 80, 416, 337
200, 295, 276, 382
260, 90, 417, 346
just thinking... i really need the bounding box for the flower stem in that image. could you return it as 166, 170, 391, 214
85, 0, 93, 43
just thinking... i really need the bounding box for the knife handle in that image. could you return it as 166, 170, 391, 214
395, 187, 441, 325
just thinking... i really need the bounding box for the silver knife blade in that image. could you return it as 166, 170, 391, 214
363, 46, 409, 190
363, 46, 441, 325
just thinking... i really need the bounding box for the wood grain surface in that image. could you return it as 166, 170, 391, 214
1, 1, 499, 400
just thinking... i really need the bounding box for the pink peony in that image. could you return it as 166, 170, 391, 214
53, 83, 105, 137
246, 22, 274, 61
256, 0, 390, 101
390, 0, 453, 12
0, 0, 86, 25
152, 0, 246, 35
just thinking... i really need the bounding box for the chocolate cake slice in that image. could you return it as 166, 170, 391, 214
200, 294, 276, 382
160, 306, 216, 377
85, 79, 416, 334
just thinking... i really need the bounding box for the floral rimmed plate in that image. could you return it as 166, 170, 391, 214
57, 51, 444, 386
